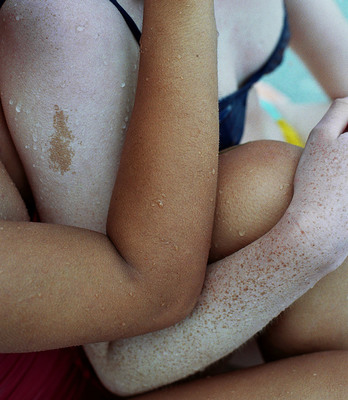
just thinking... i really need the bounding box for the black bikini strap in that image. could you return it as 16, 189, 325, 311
109, 0, 141, 44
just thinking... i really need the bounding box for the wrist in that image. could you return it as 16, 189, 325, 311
279, 203, 341, 273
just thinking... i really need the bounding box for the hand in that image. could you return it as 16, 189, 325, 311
290, 98, 348, 268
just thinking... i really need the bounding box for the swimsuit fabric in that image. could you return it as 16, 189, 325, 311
218, 10, 290, 149
109, 1, 291, 150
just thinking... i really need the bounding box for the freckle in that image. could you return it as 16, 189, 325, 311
49, 105, 75, 175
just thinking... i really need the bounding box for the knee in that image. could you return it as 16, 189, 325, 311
211, 141, 302, 259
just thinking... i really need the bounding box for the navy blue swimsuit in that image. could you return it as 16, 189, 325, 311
0, 0, 290, 150
111, 1, 291, 150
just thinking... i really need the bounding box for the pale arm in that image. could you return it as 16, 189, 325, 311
85, 99, 348, 396
286, 0, 348, 99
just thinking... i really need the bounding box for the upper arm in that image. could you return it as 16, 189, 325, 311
285, 0, 348, 99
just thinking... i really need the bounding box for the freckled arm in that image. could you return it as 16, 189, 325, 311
86, 100, 348, 395
86, 207, 346, 396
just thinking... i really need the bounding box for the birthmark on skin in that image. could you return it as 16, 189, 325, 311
49, 105, 75, 175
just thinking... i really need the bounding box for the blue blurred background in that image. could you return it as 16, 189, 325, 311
263, 0, 348, 102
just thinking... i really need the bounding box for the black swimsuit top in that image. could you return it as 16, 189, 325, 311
110, 1, 291, 150
0, 0, 290, 150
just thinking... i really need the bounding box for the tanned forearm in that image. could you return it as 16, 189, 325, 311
0, 0, 218, 352
107, 0, 219, 304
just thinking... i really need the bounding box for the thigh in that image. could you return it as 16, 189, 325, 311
135, 351, 348, 400
0, 0, 139, 232
259, 256, 348, 359
210, 140, 302, 261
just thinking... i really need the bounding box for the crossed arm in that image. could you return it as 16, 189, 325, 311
86, 98, 348, 395
0, 0, 218, 352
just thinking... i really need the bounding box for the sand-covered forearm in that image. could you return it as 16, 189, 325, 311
86, 99, 348, 396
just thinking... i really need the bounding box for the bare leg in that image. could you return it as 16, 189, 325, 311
259, 257, 348, 360
0, 0, 140, 232
210, 140, 302, 261
135, 351, 348, 400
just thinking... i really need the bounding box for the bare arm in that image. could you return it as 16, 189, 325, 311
286, 0, 348, 99
85, 99, 348, 396
108, 0, 219, 303
0, 0, 218, 352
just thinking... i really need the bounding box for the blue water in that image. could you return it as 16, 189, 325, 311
263, 0, 348, 103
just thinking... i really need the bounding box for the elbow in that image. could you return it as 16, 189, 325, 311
148, 262, 205, 330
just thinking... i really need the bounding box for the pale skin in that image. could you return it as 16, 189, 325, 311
0, 0, 220, 352
0, 0, 348, 399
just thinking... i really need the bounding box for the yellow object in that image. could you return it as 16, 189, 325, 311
277, 119, 305, 147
